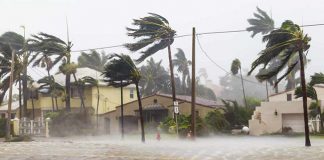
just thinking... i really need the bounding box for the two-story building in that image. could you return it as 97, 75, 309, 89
249, 85, 324, 135
26, 67, 137, 122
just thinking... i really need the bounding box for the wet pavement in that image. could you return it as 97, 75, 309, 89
0, 135, 323, 160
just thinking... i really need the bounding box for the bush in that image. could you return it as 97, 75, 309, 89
222, 100, 253, 129
0, 118, 5, 138
49, 111, 95, 137
205, 110, 229, 133
159, 114, 207, 137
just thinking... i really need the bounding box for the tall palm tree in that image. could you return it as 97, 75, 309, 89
29, 33, 73, 111
59, 62, 85, 110
125, 13, 177, 104
28, 43, 56, 111
103, 54, 145, 142
139, 58, 170, 96
173, 48, 192, 94
0, 32, 25, 105
248, 20, 312, 146
78, 50, 109, 72
81, 76, 100, 129
246, 7, 275, 38
231, 59, 248, 108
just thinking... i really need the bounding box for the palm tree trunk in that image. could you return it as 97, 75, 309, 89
167, 45, 177, 118
136, 82, 145, 143
23, 65, 28, 117
96, 86, 100, 131
265, 81, 269, 102
31, 96, 35, 120
18, 76, 22, 119
239, 68, 248, 108
46, 69, 55, 112
55, 96, 58, 111
66, 73, 71, 112
72, 73, 85, 110
299, 50, 311, 147
120, 80, 124, 139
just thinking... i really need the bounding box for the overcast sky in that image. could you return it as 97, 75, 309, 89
1, 0, 324, 85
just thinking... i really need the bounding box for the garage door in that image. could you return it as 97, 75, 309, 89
282, 114, 305, 133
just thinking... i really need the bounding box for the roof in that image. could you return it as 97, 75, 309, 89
141, 103, 167, 111
116, 93, 224, 109
157, 93, 224, 107
0, 101, 20, 112
51, 67, 135, 88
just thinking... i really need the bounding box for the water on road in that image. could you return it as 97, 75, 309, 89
0, 135, 323, 160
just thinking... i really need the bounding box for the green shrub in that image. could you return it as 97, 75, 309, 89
205, 110, 229, 133
0, 118, 5, 138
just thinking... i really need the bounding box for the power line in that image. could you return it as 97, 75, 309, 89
195, 34, 265, 86
69, 23, 324, 53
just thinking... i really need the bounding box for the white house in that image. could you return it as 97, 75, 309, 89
249, 85, 324, 135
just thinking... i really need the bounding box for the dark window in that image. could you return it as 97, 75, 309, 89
71, 86, 83, 98
287, 94, 292, 101
130, 89, 134, 99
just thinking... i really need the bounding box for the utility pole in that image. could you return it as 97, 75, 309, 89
191, 27, 196, 139
6, 50, 15, 141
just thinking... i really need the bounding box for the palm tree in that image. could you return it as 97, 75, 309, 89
295, 83, 323, 132
246, 7, 275, 37
173, 48, 192, 94
78, 50, 109, 72
29, 33, 73, 111
81, 76, 100, 129
248, 20, 312, 146
0, 32, 25, 105
27, 78, 37, 120
139, 58, 170, 96
125, 13, 177, 104
59, 62, 86, 110
231, 59, 248, 108
37, 76, 65, 111
103, 54, 145, 142
29, 42, 56, 111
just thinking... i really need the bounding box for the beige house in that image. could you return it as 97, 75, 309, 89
249, 85, 324, 135
101, 93, 224, 134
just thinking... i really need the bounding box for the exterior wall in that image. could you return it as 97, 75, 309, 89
104, 95, 221, 134
91, 86, 136, 115
26, 85, 136, 120
249, 100, 312, 135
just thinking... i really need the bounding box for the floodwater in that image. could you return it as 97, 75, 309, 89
0, 135, 323, 160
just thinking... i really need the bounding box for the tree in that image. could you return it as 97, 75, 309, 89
81, 76, 100, 129
173, 48, 192, 94
246, 7, 275, 38
78, 50, 109, 72
27, 78, 37, 120
0, 32, 27, 116
231, 58, 248, 108
37, 76, 65, 111
29, 33, 73, 111
102, 54, 145, 142
59, 62, 85, 110
125, 13, 177, 104
248, 20, 312, 146
139, 58, 170, 96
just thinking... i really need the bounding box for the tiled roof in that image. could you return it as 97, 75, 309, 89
157, 93, 224, 107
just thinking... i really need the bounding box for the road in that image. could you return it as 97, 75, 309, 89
0, 135, 323, 160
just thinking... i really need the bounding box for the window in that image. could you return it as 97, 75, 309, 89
130, 89, 134, 99
28, 90, 38, 99
287, 93, 292, 101
71, 86, 83, 98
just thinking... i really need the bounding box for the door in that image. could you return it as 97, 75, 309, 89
282, 114, 304, 133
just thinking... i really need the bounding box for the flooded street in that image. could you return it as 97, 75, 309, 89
0, 135, 323, 160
